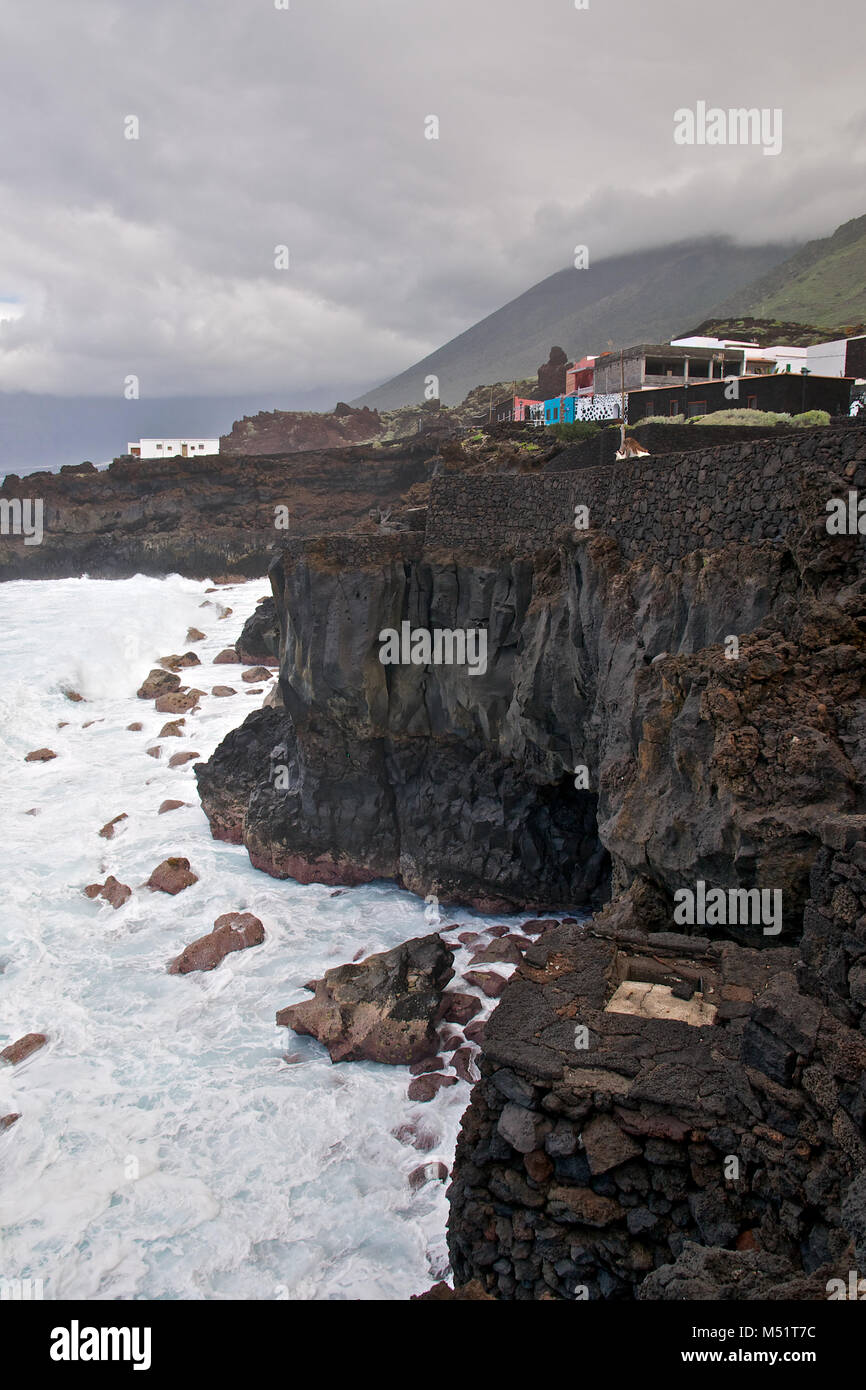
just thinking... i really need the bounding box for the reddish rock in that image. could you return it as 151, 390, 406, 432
98, 813, 128, 840
25, 748, 56, 762
462, 969, 508, 998
158, 799, 186, 814
146, 856, 199, 895
158, 652, 201, 672
218, 607, 233, 619
0, 1113, 20, 1130
410, 1055, 445, 1076
524, 1149, 554, 1184
212, 685, 237, 697
154, 691, 198, 714
146, 746, 161, 759
241, 666, 273, 683
547, 1186, 622, 1226
126, 722, 143, 731
451, 1045, 478, 1083
85, 876, 132, 909
168, 911, 265, 974
186, 627, 206, 643
581, 1114, 642, 1174
408, 1161, 449, 1191
392, 1121, 437, 1152
168, 751, 199, 768
438, 1031, 464, 1051
246, 688, 264, 695
407, 1073, 458, 1102
469, 938, 522, 966
736, 1229, 761, 1252
82, 719, 103, 728
1, 1033, 47, 1065
458, 932, 482, 947
62, 689, 85, 702
138, 668, 181, 700
24, 808, 40, 816
440, 992, 482, 1025
213, 649, 239, 664
57, 721, 69, 729
158, 718, 185, 738
463, 1019, 486, 1045
277, 933, 454, 1065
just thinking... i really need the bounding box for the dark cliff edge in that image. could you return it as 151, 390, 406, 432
195, 423, 866, 1298
0, 441, 436, 580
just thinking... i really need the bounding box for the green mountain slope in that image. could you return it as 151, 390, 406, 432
352, 238, 793, 410
712, 214, 866, 330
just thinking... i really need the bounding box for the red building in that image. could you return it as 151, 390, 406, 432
565, 356, 595, 395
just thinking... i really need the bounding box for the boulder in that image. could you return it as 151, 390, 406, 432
213, 649, 239, 664
1, 1033, 46, 1065
84, 875, 132, 909
158, 799, 187, 814
0, 1113, 20, 1130
158, 719, 185, 738
185, 627, 206, 643
62, 689, 85, 702
146, 746, 161, 759
408, 1073, 458, 1102
277, 933, 454, 1064
441, 992, 482, 1025
241, 666, 273, 683
25, 748, 56, 762
154, 691, 199, 714
137, 668, 181, 700
237, 597, 280, 665
462, 969, 508, 998
98, 813, 128, 840
158, 652, 201, 672
408, 1161, 449, 1191
126, 722, 143, 731
168, 911, 265, 974
212, 686, 237, 697
167, 751, 199, 768
146, 856, 198, 895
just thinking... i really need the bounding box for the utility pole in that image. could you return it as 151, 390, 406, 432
620, 348, 626, 449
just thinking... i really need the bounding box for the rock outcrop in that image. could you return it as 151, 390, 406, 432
168, 912, 265, 974
276, 933, 455, 1063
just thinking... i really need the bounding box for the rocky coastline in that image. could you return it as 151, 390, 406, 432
191, 422, 866, 1297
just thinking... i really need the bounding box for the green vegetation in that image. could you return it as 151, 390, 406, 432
711, 213, 866, 330
695, 408, 791, 426
549, 421, 601, 442
791, 409, 831, 427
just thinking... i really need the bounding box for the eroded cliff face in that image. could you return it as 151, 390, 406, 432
195, 426, 866, 1299
197, 465, 866, 925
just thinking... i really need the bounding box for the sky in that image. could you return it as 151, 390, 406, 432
0, 0, 864, 403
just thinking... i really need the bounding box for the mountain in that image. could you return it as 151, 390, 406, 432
351, 237, 795, 410
711, 214, 866, 330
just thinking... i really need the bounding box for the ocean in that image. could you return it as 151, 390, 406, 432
0, 575, 529, 1300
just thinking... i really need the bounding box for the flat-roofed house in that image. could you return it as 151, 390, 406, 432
127, 438, 220, 459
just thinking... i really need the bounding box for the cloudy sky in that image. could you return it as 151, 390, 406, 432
0, 0, 864, 403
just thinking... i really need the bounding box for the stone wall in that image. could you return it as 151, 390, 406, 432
426, 426, 866, 562
447, 869, 866, 1299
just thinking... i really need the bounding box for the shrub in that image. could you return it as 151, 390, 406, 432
633, 415, 684, 426
694, 408, 790, 427
791, 409, 831, 427
549, 421, 602, 442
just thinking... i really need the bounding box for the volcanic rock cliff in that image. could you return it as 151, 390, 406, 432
195, 424, 866, 1298
0, 441, 436, 580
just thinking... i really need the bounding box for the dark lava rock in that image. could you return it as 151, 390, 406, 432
409, 1161, 449, 1190
237, 596, 280, 665
637, 1244, 830, 1301
276, 933, 454, 1064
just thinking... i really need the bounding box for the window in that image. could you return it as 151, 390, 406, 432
156, 443, 163, 450
688, 401, 707, 418
747, 395, 757, 410
669, 400, 679, 416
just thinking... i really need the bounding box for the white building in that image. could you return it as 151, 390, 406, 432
127, 438, 220, 460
